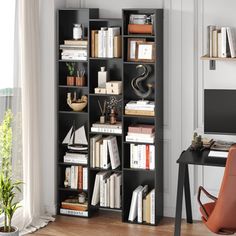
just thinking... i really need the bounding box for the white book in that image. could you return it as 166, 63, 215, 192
99, 172, 110, 207
83, 167, 88, 190
60, 208, 88, 217
91, 127, 122, 134
98, 30, 103, 57
226, 27, 236, 58
107, 27, 120, 58
107, 177, 110, 207
127, 132, 154, 138
150, 145, 155, 170
90, 135, 102, 168
107, 136, 120, 169
130, 144, 139, 168
100, 142, 104, 168
95, 139, 103, 168
212, 30, 218, 57
130, 144, 134, 168
64, 156, 87, 164
115, 174, 121, 208
128, 186, 143, 221
102, 136, 111, 169
91, 172, 104, 206
137, 185, 148, 223
65, 167, 71, 187
126, 135, 154, 144
109, 173, 116, 208
70, 166, 75, 189
218, 32, 222, 57
74, 166, 79, 189
137, 145, 143, 169
208, 25, 216, 57
150, 189, 155, 224
103, 177, 110, 207
102, 30, 108, 57
221, 27, 227, 58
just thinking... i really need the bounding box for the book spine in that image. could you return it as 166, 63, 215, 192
146, 145, 150, 169
70, 166, 75, 189
221, 27, 227, 58
95, 33, 99, 57
100, 142, 104, 168
91, 127, 122, 134
65, 167, 71, 187
60, 208, 88, 217
137, 190, 143, 223
110, 175, 115, 208
83, 167, 88, 190
107, 28, 114, 58
91, 30, 97, 57
78, 166, 83, 190
115, 174, 121, 208
114, 35, 121, 58
150, 190, 155, 224
64, 157, 87, 164
108, 137, 120, 170
125, 135, 154, 144
98, 30, 103, 57
150, 145, 155, 170
212, 30, 218, 57
100, 179, 105, 207
209, 25, 216, 57
103, 30, 108, 58
218, 32, 222, 57
226, 27, 236, 58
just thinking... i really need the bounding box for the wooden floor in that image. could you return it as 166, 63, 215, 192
29, 211, 215, 236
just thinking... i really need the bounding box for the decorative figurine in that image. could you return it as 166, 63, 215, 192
78, 192, 86, 204
190, 132, 204, 151
98, 100, 107, 124
109, 107, 117, 124
131, 64, 153, 101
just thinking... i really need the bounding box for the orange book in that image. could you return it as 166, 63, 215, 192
61, 202, 87, 211
128, 24, 153, 35
78, 166, 83, 190
146, 145, 150, 169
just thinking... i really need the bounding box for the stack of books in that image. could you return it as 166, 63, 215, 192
125, 101, 155, 116
90, 135, 120, 169
126, 124, 155, 143
128, 185, 155, 224
60, 196, 88, 217
207, 26, 236, 58
91, 27, 121, 58
63, 152, 88, 164
65, 166, 87, 190
130, 144, 155, 170
91, 171, 121, 209
60, 40, 88, 60
91, 122, 122, 134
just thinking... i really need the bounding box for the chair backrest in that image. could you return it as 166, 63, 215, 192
206, 144, 236, 233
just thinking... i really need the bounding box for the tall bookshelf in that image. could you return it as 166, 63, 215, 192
57, 8, 163, 226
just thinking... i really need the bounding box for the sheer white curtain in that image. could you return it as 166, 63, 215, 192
12, 0, 54, 234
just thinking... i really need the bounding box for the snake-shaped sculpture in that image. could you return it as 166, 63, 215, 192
131, 64, 152, 99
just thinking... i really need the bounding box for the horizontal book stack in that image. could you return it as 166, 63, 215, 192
130, 144, 155, 170
207, 25, 236, 58
60, 40, 88, 60
91, 122, 122, 134
60, 196, 88, 217
125, 101, 155, 116
91, 171, 121, 209
90, 135, 120, 169
65, 166, 87, 190
128, 185, 155, 224
64, 152, 88, 164
91, 27, 121, 58
126, 124, 155, 143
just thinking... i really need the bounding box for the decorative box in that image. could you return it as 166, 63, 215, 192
106, 81, 122, 90
106, 88, 122, 95
95, 87, 107, 94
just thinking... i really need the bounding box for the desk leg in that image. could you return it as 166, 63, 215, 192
174, 163, 186, 236
184, 165, 193, 223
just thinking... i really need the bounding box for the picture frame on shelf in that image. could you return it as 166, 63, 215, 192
127, 38, 145, 61
136, 42, 155, 62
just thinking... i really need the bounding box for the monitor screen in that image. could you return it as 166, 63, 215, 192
204, 89, 236, 134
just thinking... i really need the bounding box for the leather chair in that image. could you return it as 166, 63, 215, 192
198, 144, 236, 234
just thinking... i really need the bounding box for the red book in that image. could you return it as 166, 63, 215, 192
146, 145, 150, 169
78, 166, 83, 190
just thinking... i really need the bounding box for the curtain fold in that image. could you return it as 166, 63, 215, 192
12, 0, 54, 234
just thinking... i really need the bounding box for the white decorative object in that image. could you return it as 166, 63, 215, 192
98, 67, 108, 88
73, 24, 83, 40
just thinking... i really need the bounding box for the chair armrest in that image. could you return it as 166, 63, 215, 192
197, 186, 217, 220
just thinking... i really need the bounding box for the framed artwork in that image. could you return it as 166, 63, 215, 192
136, 42, 155, 62
127, 38, 146, 61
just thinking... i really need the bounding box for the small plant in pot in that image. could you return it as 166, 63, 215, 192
0, 110, 22, 236
66, 62, 76, 86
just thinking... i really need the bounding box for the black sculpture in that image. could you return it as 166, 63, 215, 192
131, 64, 152, 99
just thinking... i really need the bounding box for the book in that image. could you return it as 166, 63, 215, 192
90, 135, 102, 168
150, 189, 155, 224
126, 135, 154, 143
78, 166, 83, 190
91, 30, 98, 57
125, 109, 155, 116
221, 27, 228, 58
91, 126, 122, 134
226, 27, 236, 58
208, 25, 216, 57
145, 192, 151, 223
70, 166, 75, 189
91, 171, 105, 206
60, 208, 88, 217
95, 139, 103, 167
101, 136, 112, 169
128, 124, 155, 134
212, 30, 218, 57
100, 172, 110, 207
107, 136, 120, 169
83, 167, 88, 190
95, 32, 99, 57
109, 173, 116, 208
218, 32, 222, 57
114, 35, 121, 58
64, 40, 88, 46
65, 167, 71, 187
150, 145, 155, 170
137, 185, 148, 223
64, 153, 87, 164
107, 27, 120, 58
114, 173, 121, 208
92, 122, 122, 129
143, 197, 147, 222
128, 186, 143, 221
61, 202, 88, 211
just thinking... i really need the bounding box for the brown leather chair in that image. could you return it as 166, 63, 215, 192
198, 144, 236, 234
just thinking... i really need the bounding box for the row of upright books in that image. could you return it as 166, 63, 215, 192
60, 39, 88, 60
128, 185, 155, 224
91, 27, 121, 58
90, 135, 120, 169
130, 144, 155, 170
125, 101, 155, 116
207, 26, 236, 58
91, 171, 121, 209
64, 166, 88, 190
126, 124, 155, 144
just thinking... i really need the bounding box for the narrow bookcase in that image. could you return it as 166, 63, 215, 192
57, 8, 163, 226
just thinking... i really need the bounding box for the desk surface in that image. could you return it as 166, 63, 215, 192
177, 148, 226, 167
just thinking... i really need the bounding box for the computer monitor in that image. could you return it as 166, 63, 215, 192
204, 89, 236, 135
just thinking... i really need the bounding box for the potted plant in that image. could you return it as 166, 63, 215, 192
0, 110, 22, 236
66, 62, 76, 86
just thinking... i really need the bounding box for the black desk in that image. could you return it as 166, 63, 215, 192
174, 148, 226, 236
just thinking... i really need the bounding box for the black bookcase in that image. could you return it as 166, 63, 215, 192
57, 8, 163, 226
